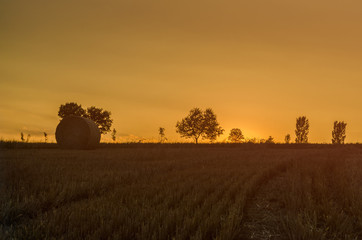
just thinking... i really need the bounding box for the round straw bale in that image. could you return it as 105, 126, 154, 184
55, 116, 101, 149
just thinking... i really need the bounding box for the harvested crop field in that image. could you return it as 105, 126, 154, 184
1, 145, 362, 239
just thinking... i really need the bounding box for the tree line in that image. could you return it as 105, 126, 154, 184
175, 108, 347, 144
51, 103, 347, 144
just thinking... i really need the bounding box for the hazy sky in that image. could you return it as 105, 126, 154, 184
1, 0, 362, 143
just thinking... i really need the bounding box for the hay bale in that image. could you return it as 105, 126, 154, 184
55, 116, 101, 149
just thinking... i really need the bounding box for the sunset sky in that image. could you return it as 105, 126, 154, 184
1, 0, 362, 143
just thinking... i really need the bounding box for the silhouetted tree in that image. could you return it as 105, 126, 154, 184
85, 106, 113, 134
285, 134, 291, 144
265, 136, 275, 144
20, 132, 25, 142
176, 108, 224, 143
44, 132, 48, 143
332, 121, 347, 144
295, 116, 309, 143
58, 102, 86, 119
159, 127, 167, 143
58, 102, 113, 135
111, 128, 117, 142
247, 138, 257, 144
203, 109, 224, 142
228, 128, 244, 143
26, 134, 31, 143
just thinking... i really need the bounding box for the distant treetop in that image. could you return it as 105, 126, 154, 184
228, 128, 244, 143
58, 102, 85, 119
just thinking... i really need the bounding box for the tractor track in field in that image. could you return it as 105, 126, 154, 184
240, 159, 292, 240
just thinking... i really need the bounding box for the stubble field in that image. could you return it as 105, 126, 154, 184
1, 144, 362, 239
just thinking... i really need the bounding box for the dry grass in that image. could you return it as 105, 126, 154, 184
278, 149, 362, 239
1, 145, 362, 239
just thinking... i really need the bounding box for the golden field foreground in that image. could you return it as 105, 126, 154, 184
1, 144, 362, 240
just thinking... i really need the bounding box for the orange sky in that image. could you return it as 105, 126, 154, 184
1, 0, 362, 143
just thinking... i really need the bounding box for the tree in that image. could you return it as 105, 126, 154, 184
176, 108, 224, 143
265, 136, 275, 144
247, 138, 257, 144
295, 116, 309, 143
26, 134, 31, 143
58, 102, 85, 119
58, 102, 113, 135
111, 128, 117, 142
85, 106, 113, 134
228, 128, 244, 143
202, 109, 224, 142
285, 134, 291, 144
44, 132, 48, 143
159, 127, 167, 143
176, 108, 204, 143
332, 121, 347, 144
20, 132, 25, 142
